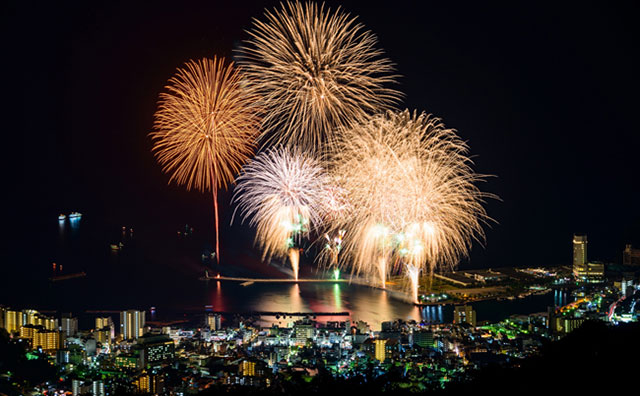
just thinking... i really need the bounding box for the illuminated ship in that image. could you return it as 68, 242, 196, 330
58, 214, 66, 221
69, 212, 82, 219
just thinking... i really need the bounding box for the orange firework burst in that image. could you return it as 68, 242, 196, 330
329, 110, 496, 295
150, 57, 260, 264
237, 1, 401, 153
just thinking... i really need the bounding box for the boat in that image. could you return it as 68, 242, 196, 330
58, 214, 66, 221
69, 212, 82, 219
110, 244, 121, 251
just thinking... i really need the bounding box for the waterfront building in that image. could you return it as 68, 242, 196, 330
120, 310, 145, 340
206, 313, 222, 330
623, 244, 640, 266
453, 305, 477, 327
293, 319, 314, 345
573, 234, 588, 280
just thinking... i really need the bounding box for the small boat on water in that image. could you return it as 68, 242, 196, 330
69, 212, 82, 219
110, 242, 124, 251
58, 214, 66, 221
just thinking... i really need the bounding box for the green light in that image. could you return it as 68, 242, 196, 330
334, 269, 340, 280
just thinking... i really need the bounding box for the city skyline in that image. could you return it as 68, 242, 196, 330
3, 1, 639, 393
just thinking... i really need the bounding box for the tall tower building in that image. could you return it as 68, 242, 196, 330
623, 245, 640, 266
120, 310, 145, 340
4, 310, 22, 333
206, 313, 222, 330
61, 316, 78, 337
453, 305, 476, 327
573, 234, 588, 280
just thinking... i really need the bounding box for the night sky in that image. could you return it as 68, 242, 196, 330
8, 1, 640, 274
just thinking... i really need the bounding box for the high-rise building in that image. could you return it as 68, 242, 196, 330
374, 339, 387, 362
137, 334, 175, 368
95, 317, 112, 330
91, 381, 105, 396
133, 372, 164, 394
19, 324, 38, 341
293, 319, 314, 345
22, 309, 39, 326
61, 316, 78, 337
453, 305, 476, 327
33, 329, 61, 351
206, 313, 222, 330
240, 360, 256, 376
623, 245, 640, 266
4, 310, 22, 333
573, 234, 588, 279
120, 310, 145, 340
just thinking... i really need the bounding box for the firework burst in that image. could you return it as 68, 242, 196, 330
232, 147, 329, 280
329, 110, 494, 300
150, 57, 261, 264
237, 1, 400, 152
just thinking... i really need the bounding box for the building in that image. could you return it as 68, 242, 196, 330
133, 372, 164, 394
293, 319, 314, 345
573, 234, 588, 279
453, 305, 477, 327
585, 262, 605, 283
91, 381, 105, 396
121, 310, 145, 340
549, 315, 585, 334
207, 313, 222, 330
240, 360, 256, 376
94, 327, 111, 348
115, 354, 139, 369
137, 334, 175, 368
33, 329, 61, 351
413, 330, 434, 348
623, 245, 640, 266
4, 310, 22, 333
19, 324, 38, 341
374, 339, 387, 362
95, 317, 113, 331
61, 316, 78, 337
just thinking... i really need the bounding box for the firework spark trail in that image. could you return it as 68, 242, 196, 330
150, 57, 260, 264
232, 147, 330, 280
237, 1, 401, 153
329, 109, 495, 296
406, 264, 420, 304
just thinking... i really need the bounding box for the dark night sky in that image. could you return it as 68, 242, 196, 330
7, 1, 640, 272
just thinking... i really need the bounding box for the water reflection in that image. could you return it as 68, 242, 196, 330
421, 305, 444, 324
333, 284, 341, 310
205, 282, 555, 330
